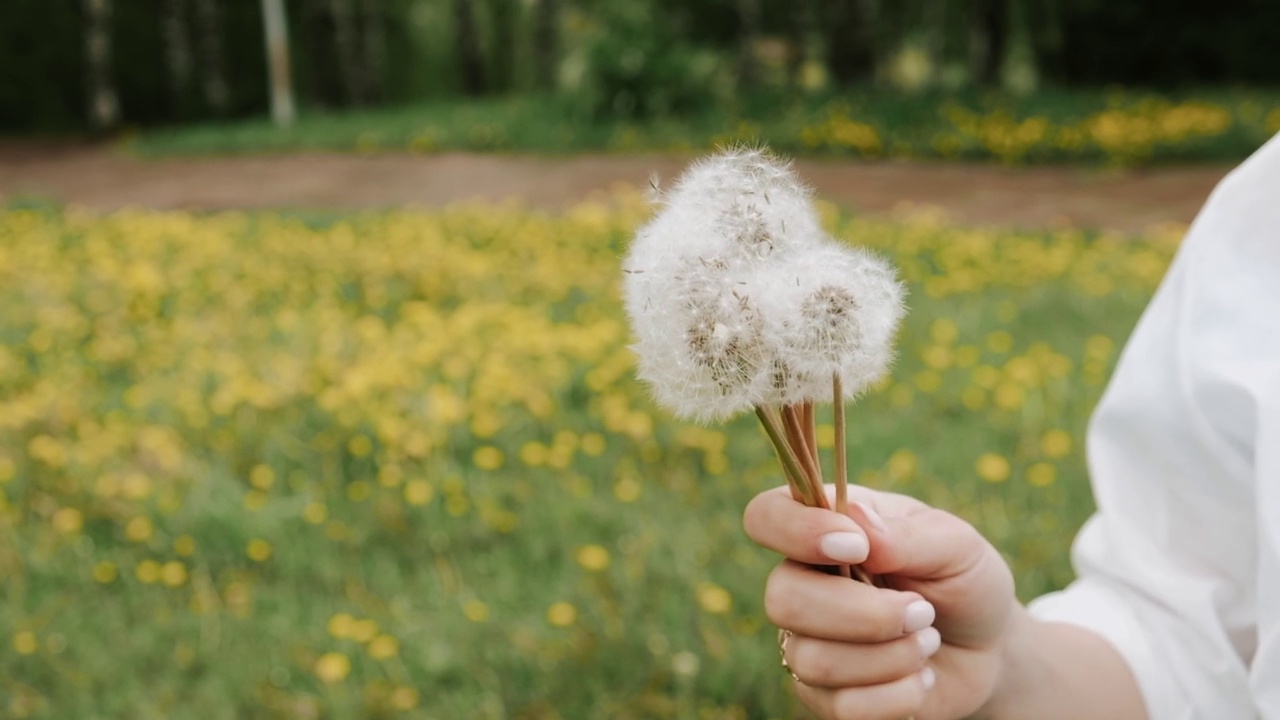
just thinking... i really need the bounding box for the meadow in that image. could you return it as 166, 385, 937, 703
128, 88, 1280, 167
0, 195, 1181, 718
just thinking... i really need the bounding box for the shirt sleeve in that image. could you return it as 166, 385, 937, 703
1029, 132, 1280, 719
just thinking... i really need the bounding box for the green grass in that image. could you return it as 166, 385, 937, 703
125, 87, 1280, 166
0, 198, 1175, 718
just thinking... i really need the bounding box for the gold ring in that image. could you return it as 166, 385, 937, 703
777, 628, 799, 682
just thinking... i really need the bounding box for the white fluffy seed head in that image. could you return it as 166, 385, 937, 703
623, 146, 906, 421
764, 243, 906, 402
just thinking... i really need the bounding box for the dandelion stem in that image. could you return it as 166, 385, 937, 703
801, 400, 822, 486
782, 405, 828, 510
755, 405, 815, 506
833, 374, 848, 519
833, 373, 853, 581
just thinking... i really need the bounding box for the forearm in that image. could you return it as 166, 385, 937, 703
976, 606, 1147, 720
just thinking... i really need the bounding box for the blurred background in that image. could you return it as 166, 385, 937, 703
0, 1, 1275, 719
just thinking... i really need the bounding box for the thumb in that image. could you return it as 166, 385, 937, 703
859, 505, 983, 580
858, 503, 1015, 648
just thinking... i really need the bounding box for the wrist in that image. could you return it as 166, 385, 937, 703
973, 603, 1036, 720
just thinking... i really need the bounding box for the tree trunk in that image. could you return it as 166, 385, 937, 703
823, 0, 876, 86
490, 0, 516, 92
193, 0, 230, 115
161, 0, 193, 117
969, 0, 1006, 87
358, 0, 386, 102
261, 0, 296, 126
735, 0, 761, 90
83, 0, 120, 129
532, 0, 558, 91
328, 0, 362, 104
453, 0, 487, 96
787, 0, 816, 89
1000, 0, 1038, 94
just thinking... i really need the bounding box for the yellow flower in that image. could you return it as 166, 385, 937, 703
613, 477, 641, 503
580, 432, 607, 456
135, 559, 162, 584
92, 561, 118, 584
173, 535, 197, 556
472, 446, 504, 470
161, 561, 188, 587
51, 507, 84, 534
463, 600, 490, 623
985, 331, 1014, 354
886, 449, 918, 481
403, 480, 434, 506
575, 544, 610, 572
327, 613, 355, 639
696, 583, 732, 615
929, 318, 959, 344
1041, 429, 1072, 458
390, 686, 420, 710
249, 464, 276, 490
976, 453, 1011, 483
546, 601, 578, 627
1027, 462, 1057, 487
246, 538, 272, 562
347, 435, 373, 457
314, 652, 351, 684
350, 619, 378, 643
366, 634, 399, 660
303, 502, 328, 524
13, 631, 38, 655
124, 516, 154, 543
345, 481, 372, 502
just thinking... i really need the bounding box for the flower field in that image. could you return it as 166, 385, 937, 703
131, 89, 1280, 167
0, 197, 1180, 718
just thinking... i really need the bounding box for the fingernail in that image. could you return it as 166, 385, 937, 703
818, 532, 869, 563
920, 666, 937, 691
903, 600, 936, 633
916, 627, 942, 658
854, 501, 888, 533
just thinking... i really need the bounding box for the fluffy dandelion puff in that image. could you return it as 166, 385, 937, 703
765, 242, 906, 402
629, 259, 773, 421
624, 146, 904, 420
625, 148, 825, 420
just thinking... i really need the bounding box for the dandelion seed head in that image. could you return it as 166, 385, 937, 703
624, 147, 904, 420
767, 242, 906, 401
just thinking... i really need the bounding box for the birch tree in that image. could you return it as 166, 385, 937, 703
161, 0, 193, 116
83, 0, 120, 129
193, 0, 230, 115
261, 0, 296, 126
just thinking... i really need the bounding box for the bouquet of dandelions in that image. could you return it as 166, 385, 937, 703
622, 147, 905, 583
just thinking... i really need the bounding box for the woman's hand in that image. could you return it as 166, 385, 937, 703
743, 485, 1018, 720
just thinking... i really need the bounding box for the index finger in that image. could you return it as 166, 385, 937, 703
743, 485, 873, 565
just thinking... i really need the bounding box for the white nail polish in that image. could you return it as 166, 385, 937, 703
916, 627, 942, 658
920, 666, 937, 691
818, 532, 869, 563
903, 600, 936, 633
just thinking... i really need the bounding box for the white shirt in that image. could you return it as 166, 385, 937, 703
1029, 132, 1280, 719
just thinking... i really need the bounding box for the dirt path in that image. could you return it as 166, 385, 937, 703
0, 145, 1232, 234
